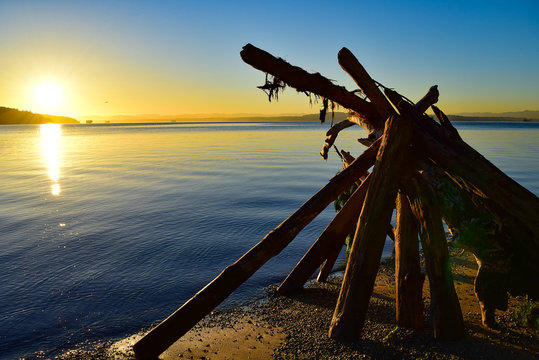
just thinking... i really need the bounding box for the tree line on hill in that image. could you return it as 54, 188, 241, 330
0, 106, 78, 124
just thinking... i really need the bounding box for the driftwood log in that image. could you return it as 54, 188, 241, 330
133, 44, 538, 359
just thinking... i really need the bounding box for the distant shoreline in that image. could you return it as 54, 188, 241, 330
2, 108, 538, 125
80, 112, 539, 124
78, 116, 539, 124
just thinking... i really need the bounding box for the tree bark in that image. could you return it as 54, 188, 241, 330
133, 137, 381, 360
404, 176, 465, 339
395, 192, 425, 329
329, 114, 413, 340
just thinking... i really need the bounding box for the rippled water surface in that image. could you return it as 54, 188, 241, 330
0, 121, 537, 359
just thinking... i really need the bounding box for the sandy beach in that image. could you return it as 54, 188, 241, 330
61, 248, 538, 360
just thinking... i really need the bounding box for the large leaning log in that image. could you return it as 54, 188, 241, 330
316, 150, 366, 283
133, 138, 381, 359
337, 47, 396, 123
329, 114, 413, 340
240, 44, 383, 132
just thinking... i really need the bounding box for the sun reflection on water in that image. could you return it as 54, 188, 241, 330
40, 123, 62, 196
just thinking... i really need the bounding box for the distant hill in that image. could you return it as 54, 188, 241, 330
447, 115, 537, 122
168, 112, 351, 123
453, 110, 539, 120
0, 107, 79, 125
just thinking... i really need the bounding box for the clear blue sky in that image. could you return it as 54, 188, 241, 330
0, 0, 537, 117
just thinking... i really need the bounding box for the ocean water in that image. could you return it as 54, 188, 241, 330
0, 121, 537, 359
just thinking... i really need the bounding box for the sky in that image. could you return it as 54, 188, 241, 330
0, 0, 538, 119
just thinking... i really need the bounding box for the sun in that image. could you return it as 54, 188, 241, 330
32, 82, 64, 114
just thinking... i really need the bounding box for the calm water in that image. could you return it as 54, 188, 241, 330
1, 121, 538, 359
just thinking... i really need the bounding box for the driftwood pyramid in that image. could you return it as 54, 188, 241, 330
133, 44, 539, 359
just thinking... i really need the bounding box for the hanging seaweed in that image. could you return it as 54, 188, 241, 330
257, 73, 286, 102
331, 100, 336, 126
320, 97, 329, 123
308, 92, 320, 106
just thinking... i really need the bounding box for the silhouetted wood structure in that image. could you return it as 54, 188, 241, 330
133, 44, 539, 359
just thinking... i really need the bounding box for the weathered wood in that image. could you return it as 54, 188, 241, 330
431, 105, 461, 140
393, 93, 539, 244
383, 90, 539, 267
317, 226, 395, 283
240, 44, 383, 131
241, 45, 536, 250
412, 109, 539, 305
241, 44, 538, 326
388, 87, 538, 312
340, 150, 356, 168
415, 85, 439, 114
329, 114, 413, 340
320, 133, 338, 160
395, 192, 425, 329
277, 175, 371, 294
321, 119, 357, 160
326, 119, 356, 137
316, 240, 346, 282
133, 138, 381, 360
316, 152, 366, 283
404, 176, 465, 339
338, 47, 396, 122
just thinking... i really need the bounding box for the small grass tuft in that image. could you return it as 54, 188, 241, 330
512, 303, 539, 330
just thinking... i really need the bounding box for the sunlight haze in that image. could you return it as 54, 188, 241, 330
0, 0, 538, 119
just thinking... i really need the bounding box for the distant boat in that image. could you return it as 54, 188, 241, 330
86, 120, 93, 124
105, 120, 111, 123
